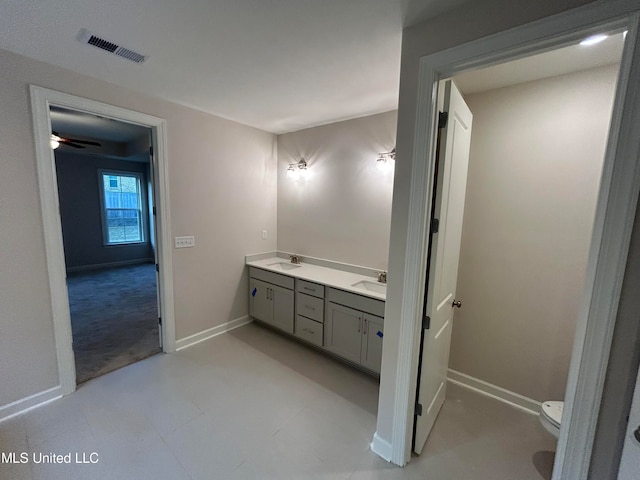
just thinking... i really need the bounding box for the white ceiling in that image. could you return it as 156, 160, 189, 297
4, 2, 623, 137
454, 32, 625, 95
0, 0, 469, 134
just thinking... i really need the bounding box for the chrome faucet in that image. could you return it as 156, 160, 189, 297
377, 271, 387, 284
290, 254, 301, 264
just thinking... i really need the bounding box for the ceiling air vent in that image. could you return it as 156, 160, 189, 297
77, 29, 148, 64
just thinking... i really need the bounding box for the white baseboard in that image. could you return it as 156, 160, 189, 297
447, 369, 541, 415
175, 316, 252, 351
370, 432, 393, 462
0, 386, 62, 423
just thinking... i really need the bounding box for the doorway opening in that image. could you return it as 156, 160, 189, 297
30, 86, 176, 396
51, 106, 161, 384
412, 30, 625, 479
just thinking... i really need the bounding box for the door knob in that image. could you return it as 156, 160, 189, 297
634, 425, 640, 443
452, 299, 462, 308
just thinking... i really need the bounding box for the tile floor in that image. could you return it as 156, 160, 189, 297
0, 323, 556, 480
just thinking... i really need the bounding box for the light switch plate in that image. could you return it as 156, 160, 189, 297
175, 236, 195, 248
262, 229, 268, 240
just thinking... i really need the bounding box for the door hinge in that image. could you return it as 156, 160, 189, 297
155, 264, 159, 272
438, 111, 448, 129
158, 316, 162, 325
415, 403, 423, 416
422, 315, 431, 330
152, 206, 156, 216
431, 218, 439, 234
149, 146, 154, 156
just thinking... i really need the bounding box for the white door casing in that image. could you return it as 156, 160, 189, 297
413, 80, 473, 453
617, 365, 640, 479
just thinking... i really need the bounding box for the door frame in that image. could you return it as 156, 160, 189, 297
30, 86, 177, 395
376, 2, 640, 479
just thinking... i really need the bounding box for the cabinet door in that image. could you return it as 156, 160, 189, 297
324, 302, 362, 364
271, 284, 295, 334
250, 278, 273, 324
361, 313, 384, 373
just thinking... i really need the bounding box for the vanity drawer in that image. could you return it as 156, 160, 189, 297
296, 279, 325, 298
295, 315, 323, 347
296, 292, 324, 322
326, 287, 385, 317
249, 266, 294, 290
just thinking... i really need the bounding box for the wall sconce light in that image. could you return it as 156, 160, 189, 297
376, 148, 395, 172
286, 159, 307, 179
50, 134, 60, 149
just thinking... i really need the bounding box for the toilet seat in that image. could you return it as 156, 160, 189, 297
540, 401, 563, 438
542, 401, 563, 427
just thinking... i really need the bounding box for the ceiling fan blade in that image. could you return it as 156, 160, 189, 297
52, 131, 102, 147
60, 139, 86, 149
68, 139, 102, 146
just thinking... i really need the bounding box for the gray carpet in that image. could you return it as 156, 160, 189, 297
66, 263, 161, 384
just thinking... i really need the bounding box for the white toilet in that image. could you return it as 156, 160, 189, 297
539, 401, 564, 438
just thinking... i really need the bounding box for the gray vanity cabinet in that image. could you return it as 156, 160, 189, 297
248, 265, 385, 375
250, 278, 272, 322
324, 302, 363, 364
294, 279, 325, 347
361, 313, 384, 373
249, 268, 295, 334
324, 287, 385, 374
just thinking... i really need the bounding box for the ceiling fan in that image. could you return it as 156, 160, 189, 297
50, 131, 102, 149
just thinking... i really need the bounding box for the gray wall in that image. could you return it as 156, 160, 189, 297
55, 151, 154, 269
277, 111, 397, 269
449, 65, 619, 402
0, 47, 277, 409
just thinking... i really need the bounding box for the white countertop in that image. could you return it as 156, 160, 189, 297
246, 256, 387, 301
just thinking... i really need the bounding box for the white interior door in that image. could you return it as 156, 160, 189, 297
617, 365, 640, 479
413, 80, 473, 454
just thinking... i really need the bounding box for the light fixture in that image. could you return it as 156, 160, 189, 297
50, 134, 60, 149
580, 34, 608, 46
376, 148, 396, 172
286, 159, 307, 179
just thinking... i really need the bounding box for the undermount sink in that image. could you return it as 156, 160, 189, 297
351, 280, 387, 294
266, 261, 302, 271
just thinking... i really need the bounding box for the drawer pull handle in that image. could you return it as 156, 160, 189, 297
303, 328, 315, 334
303, 286, 315, 291
304, 305, 316, 311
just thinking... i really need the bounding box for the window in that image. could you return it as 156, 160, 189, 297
99, 171, 145, 245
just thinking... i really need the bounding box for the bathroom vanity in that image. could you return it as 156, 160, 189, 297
246, 254, 386, 375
